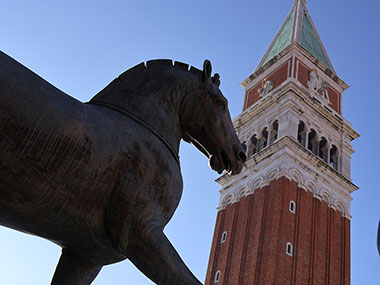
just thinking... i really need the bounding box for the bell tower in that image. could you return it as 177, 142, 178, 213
205, 1, 358, 284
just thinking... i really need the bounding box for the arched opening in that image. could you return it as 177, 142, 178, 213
269, 120, 279, 145
330, 145, 339, 171
220, 231, 227, 243
248, 135, 258, 156
214, 270, 221, 283
241, 141, 247, 155
308, 129, 318, 155
321, 191, 332, 205
289, 201, 296, 214
319, 137, 328, 163
286, 242, 293, 256
222, 195, 233, 208
297, 121, 306, 147
336, 201, 346, 216
259, 128, 268, 151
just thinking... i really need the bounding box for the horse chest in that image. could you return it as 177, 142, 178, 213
114, 136, 183, 212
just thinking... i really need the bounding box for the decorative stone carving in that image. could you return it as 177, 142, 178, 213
307, 70, 321, 92
266, 167, 280, 182
223, 195, 234, 207
320, 81, 329, 101
307, 70, 330, 102
258, 79, 274, 97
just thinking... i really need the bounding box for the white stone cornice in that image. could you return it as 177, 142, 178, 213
216, 136, 357, 218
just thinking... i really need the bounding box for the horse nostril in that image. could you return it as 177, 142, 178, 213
238, 150, 247, 163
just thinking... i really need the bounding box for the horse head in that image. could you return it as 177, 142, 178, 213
181, 60, 246, 175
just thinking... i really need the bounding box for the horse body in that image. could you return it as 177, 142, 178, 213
0, 52, 245, 284
0, 103, 179, 261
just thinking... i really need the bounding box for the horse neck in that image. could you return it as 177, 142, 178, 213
90, 68, 191, 154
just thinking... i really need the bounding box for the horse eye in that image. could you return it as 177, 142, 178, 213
217, 100, 227, 110
216, 100, 226, 110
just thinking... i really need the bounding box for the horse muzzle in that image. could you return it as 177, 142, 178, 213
209, 147, 246, 175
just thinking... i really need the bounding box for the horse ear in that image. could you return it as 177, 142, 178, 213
212, 73, 221, 87
202, 60, 212, 81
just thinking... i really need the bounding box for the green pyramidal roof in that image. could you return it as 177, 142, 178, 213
261, 10, 295, 67
257, 0, 334, 72
301, 12, 331, 68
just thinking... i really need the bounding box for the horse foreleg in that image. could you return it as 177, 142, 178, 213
127, 227, 202, 285
51, 249, 103, 285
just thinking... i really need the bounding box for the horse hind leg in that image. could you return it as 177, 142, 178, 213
51, 249, 103, 285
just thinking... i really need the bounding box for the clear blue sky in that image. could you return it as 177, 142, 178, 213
0, 0, 379, 284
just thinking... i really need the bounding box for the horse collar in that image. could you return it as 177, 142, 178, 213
88, 101, 181, 168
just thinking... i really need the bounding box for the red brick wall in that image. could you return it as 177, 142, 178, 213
205, 210, 225, 284
330, 208, 343, 284
273, 179, 296, 284
243, 60, 291, 110
297, 60, 310, 87
256, 179, 288, 284
327, 86, 340, 114
292, 188, 313, 284
243, 189, 265, 284
312, 198, 329, 284
344, 219, 351, 285
224, 196, 249, 284
205, 177, 351, 284
215, 204, 237, 284
244, 83, 261, 110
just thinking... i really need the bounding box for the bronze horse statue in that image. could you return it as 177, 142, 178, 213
0, 51, 246, 284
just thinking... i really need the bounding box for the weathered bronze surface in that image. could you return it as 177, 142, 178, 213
0, 51, 246, 284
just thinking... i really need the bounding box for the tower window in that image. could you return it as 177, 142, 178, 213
286, 242, 293, 256
220, 231, 227, 243
319, 137, 328, 163
241, 141, 247, 153
248, 135, 257, 156
214, 270, 221, 283
289, 201, 296, 214
330, 145, 339, 171
269, 120, 279, 145
260, 128, 268, 150
297, 121, 306, 146
308, 129, 318, 155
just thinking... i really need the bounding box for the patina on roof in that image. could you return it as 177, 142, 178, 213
260, 10, 295, 67
301, 12, 331, 69
257, 0, 334, 72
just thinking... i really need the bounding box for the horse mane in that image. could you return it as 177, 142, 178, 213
117, 59, 203, 82
89, 59, 205, 103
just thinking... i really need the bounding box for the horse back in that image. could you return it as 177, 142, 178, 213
0, 52, 117, 253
